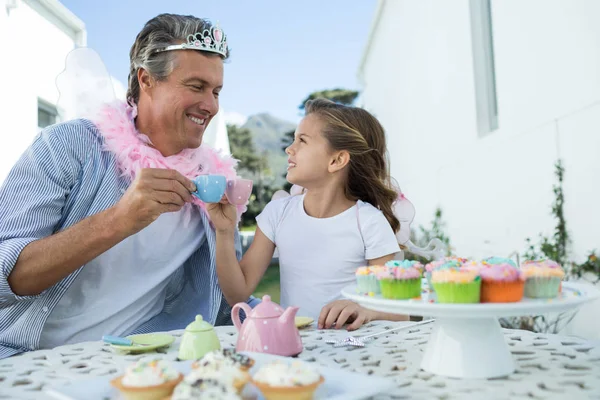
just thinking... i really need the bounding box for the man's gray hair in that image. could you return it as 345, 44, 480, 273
127, 13, 229, 104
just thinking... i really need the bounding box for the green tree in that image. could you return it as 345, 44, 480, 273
228, 124, 274, 227
227, 124, 262, 175
523, 160, 570, 266
280, 88, 360, 190
299, 88, 359, 110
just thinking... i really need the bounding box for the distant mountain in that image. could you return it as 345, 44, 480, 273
241, 113, 296, 186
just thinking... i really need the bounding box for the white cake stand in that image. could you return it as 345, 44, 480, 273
342, 282, 599, 379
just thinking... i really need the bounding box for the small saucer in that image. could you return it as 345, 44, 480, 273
109, 333, 175, 353
295, 316, 314, 329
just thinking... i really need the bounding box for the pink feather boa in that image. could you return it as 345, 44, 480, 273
92, 101, 247, 224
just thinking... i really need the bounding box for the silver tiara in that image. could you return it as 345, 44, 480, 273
155, 23, 228, 57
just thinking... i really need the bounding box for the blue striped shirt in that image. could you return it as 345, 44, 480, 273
0, 119, 257, 359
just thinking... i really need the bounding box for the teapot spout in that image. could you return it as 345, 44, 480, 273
279, 306, 299, 324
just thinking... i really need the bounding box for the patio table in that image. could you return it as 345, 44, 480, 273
1, 320, 599, 399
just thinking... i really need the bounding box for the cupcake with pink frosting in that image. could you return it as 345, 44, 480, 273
479, 263, 525, 303
460, 260, 488, 274
521, 259, 565, 298
376, 266, 422, 300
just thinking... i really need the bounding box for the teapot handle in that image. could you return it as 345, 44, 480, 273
231, 302, 253, 332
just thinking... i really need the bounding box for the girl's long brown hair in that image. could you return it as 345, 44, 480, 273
305, 99, 400, 233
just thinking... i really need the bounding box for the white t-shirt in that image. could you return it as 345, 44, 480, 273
38, 207, 205, 348
256, 194, 400, 319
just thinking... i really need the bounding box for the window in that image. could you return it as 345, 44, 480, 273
38, 99, 58, 130
470, 0, 499, 136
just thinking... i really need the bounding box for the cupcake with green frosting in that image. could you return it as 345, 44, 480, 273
431, 269, 481, 303
376, 266, 422, 300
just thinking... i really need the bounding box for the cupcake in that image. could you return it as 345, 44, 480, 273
431, 269, 481, 303
425, 257, 466, 291
460, 260, 488, 273
171, 378, 241, 400
483, 256, 517, 268
355, 266, 385, 294
479, 263, 525, 303
251, 360, 324, 400
385, 259, 425, 275
192, 348, 254, 371
110, 359, 183, 400
376, 266, 422, 300
187, 360, 250, 393
521, 259, 565, 298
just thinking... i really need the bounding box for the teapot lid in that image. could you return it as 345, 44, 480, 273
185, 315, 214, 332
248, 295, 285, 318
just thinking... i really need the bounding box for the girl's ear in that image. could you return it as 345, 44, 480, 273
328, 150, 350, 173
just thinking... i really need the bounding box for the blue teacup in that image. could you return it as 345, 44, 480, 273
192, 174, 227, 203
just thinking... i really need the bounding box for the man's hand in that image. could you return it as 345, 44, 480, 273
318, 300, 375, 331
111, 168, 196, 236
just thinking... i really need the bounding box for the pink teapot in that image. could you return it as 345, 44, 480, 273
232, 295, 303, 357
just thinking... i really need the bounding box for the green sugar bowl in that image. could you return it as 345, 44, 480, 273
177, 315, 221, 361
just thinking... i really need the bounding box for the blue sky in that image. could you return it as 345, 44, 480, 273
60, 0, 377, 124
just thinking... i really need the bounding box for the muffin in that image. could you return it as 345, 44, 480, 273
192, 348, 254, 371
170, 378, 241, 400
355, 266, 385, 294
431, 269, 481, 303
425, 257, 466, 291
479, 263, 525, 303
376, 266, 422, 300
385, 259, 425, 275
110, 359, 183, 400
460, 260, 488, 274
483, 256, 518, 268
251, 360, 324, 400
521, 259, 565, 298
186, 362, 249, 393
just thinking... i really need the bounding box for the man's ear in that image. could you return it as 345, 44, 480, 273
137, 68, 154, 95
328, 150, 350, 173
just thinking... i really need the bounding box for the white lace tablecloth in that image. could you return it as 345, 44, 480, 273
1, 320, 600, 400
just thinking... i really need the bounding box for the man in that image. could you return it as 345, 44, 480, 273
0, 14, 256, 358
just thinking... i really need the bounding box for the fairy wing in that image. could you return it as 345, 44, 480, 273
56, 47, 120, 121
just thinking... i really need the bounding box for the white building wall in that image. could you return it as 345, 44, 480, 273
0, 0, 84, 183
359, 0, 600, 263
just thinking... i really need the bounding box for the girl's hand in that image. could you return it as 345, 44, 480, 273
318, 300, 375, 331
206, 197, 238, 233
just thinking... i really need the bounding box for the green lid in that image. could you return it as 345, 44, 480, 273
185, 315, 214, 332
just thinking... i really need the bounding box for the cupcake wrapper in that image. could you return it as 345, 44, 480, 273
481, 280, 524, 303
524, 277, 562, 298
356, 275, 380, 294
433, 281, 481, 303
379, 278, 421, 300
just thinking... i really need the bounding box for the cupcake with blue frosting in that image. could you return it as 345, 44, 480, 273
424, 257, 467, 291
483, 256, 518, 268
385, 259, 425, 276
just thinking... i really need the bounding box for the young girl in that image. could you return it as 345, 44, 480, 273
207, 99, 407, 331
